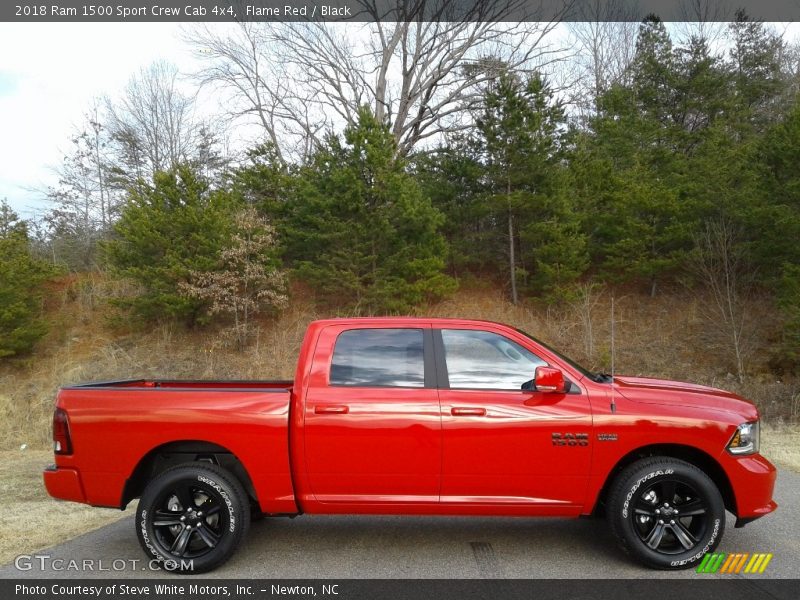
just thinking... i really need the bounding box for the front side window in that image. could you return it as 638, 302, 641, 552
330, 328, 425, 387
441, 329, 546, 390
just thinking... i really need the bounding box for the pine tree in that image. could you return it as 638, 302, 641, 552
759, 98, 800, 236
757, 100, 800, 374
577, 19, 704, 295
673, 36, 732, 152
473, 69, 586, 302
233, 143, 293, 219
728, 11, 786, 130
279, 108, 455, 313
773, 264, 800, 375
629, 15, 676, 127
0, 200, 56, 358
413, 145, 492, 278
103, 166, 241, 324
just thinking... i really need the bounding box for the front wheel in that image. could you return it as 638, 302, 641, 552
606, 457, 725, 569
136, 463, 250, 574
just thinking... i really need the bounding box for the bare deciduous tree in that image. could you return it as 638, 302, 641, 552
567, 1, 639, 116
779, 38, 800, 100
673, 0, 728, 47
573, 282, 603, 364
189, 23, 301, 164
42, 100, 118, 269
106, 60, 228, 185
40, 63, 228, 268
690, 219, 754, 383
180, 207, 288, 350
189, 1, 566, 160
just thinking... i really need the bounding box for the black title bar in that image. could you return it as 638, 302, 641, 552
4, 579, 800, 600
3, 0, 800, 23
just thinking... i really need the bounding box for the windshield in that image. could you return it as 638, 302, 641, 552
514, 328, 610, 383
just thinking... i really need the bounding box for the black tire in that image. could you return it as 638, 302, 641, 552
606, 457, 725, 570
136, 463, 250, 574
250, 504, 266, 522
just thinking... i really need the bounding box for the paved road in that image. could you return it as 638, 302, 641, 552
3, 470, 798, 579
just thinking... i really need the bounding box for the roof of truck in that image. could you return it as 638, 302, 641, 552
310, 317, 515, 327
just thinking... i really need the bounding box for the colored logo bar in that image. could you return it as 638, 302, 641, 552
696, 553, 773, 574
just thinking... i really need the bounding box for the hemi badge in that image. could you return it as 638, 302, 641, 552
597, 433, 618, 441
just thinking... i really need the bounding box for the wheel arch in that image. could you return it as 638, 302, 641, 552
591, 444, 736, 517
120, 440, 259, 510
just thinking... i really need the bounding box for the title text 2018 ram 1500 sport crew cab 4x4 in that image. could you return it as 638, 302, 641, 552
44, 318, 777, 573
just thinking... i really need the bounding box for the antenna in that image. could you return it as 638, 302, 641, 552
610, 293, 616, 414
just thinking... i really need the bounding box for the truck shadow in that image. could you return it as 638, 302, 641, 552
233, 514, 642, 578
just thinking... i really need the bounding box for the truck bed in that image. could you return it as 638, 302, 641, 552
49, 379, 297, 514
65, 379, 294, 391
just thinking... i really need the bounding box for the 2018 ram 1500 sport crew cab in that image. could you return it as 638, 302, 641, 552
44, 318, 777, 572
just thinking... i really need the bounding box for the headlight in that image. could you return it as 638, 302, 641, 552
727, 421, 760, 455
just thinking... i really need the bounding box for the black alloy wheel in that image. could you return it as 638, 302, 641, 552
631, 478, 709, 554
607, 457, 725, 569
136, 463, 250, 573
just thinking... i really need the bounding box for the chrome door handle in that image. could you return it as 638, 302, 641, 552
451, 407, 486, 416
314, 405, 349, 414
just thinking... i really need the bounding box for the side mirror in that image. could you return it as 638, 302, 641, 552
534, 366, 566, 393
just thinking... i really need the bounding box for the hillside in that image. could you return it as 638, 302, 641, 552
2, 274, 798, 452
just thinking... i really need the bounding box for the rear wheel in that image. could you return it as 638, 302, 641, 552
135, 463, 250, 574
606, 457, 725, 569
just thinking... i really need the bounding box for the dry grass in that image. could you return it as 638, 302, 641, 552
0, 278, 317, 450
761, 423, 800, 472
0, 449, 132, 565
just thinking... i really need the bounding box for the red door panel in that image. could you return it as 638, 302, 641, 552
302, 324, 441, 504
439, 388, 592, 507
305, 387, 441, 502
436, 326, 593, 510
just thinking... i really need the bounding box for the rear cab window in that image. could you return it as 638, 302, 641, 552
330, 328, 425, 387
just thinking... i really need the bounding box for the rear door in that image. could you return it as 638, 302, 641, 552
436, 326, 592, 510
302, 324, 441, 504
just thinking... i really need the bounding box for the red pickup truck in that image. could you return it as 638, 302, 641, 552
44, 318, 777, 573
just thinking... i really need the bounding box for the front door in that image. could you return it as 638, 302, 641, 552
303, 324, 441, 504
436, 327, 592, 510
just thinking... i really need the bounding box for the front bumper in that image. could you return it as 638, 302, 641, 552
725, 453, 777, 524
43, 464, 86, 503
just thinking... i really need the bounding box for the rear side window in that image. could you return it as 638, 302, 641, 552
330, 329, 425, 387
